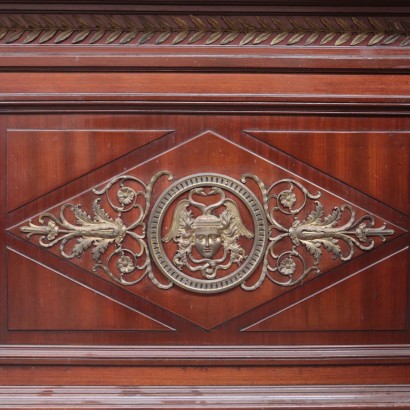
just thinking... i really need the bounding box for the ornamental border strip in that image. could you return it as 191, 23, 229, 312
0, 14, 409, 47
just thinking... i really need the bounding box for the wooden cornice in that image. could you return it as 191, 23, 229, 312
0, 6, 408, 73
0, 13, 408, 47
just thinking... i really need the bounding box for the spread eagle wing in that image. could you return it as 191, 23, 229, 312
162, 200, 191, 242
224, 200, 254, 239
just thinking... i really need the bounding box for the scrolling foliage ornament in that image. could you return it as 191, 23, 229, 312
20, 172, 394, 294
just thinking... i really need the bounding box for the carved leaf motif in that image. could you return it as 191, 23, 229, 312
206, 31, 223, 44
103, 14, 120, 27
73, 15, 89, 27
320, 32, 337, 45
305, 32, 320, 45
289, 17, 302, 31
89, 15, 103, 28
120, 31, 138, 44
368, 33, 385, 46
301, 240, 322, 264
351, 33, 368, 46
188, 31, 206, 44
253, 32, 270, 44
173, 16, 189, 30
72, 30, 91, 44
93, 201, 114, 223
89, 30, 105, 44
55, 29, 75, 43
73, 238, 94, 257
321, 239, 342, 259
270, 32, 288, 45
92, 239, 113, 261
336, 17, 351, 30
352, 17, 369, 31
382, 34, 400, 45
271, 17, 289, 31
156, 31, 171, 44
335, 32, 352, 46
0, 29, 8, 41
190, 15, 207, 30
305, 17, 321, 30
320, 17, 335, 31
257, 17, 272, 31
401, 37, 410, 46
305, 203, 324, 225
369, 17, 386, 31
172, 31, 190, 45
221, 31, 239, 45
73, 207, 93, 225
323, 207, 342, 227
240, 31, 256, 45
6, 30, 25, 43
39, 30, 58, 43
207, 16, 221, 30
157, 17, 172, 31
223, 16, 240, 31
22, 29, 42, 44
106, 30, 122, 44
288, 32, 305, 45
138, 31, 155, 45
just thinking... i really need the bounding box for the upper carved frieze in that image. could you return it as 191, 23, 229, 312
0, 14, 408, 47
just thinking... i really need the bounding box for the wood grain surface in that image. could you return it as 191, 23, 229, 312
0, 1, 409, 408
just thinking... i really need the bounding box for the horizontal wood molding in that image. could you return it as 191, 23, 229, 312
0, 8, 408, 72
1, 345, 410, 365
0, 72, 409, 115
1, 46, 408, 73
0, 385, 409, 409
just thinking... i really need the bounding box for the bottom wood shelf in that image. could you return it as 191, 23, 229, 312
0, 385, 409, 409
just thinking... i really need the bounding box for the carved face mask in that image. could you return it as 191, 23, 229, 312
194, 226, 222, 259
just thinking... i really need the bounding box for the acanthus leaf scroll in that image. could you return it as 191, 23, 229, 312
20, 172, 395, 294
20, 171, 173, 288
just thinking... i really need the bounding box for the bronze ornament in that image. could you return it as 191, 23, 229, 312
20, 171, 395, 294
148, 174, 268, 293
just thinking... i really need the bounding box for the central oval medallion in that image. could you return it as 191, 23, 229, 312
148, 174, 268, 293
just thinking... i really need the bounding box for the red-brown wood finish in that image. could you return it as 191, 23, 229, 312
0, 1, 409, 408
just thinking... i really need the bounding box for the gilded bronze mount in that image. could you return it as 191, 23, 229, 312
20, 171, 394, 294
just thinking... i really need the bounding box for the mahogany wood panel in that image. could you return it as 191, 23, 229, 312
0, 2, 409, 407
246, 131, 410, 215
6, 129, 173, 211
2, 112, 409, 347
1, 73, 409, 105
244, 247, 408, 331
7, 249, 173, 331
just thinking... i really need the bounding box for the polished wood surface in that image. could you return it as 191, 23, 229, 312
0, 1, 409, 408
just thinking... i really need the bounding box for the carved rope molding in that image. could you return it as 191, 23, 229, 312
0, 14, 409, 47
20, 172, 394, 294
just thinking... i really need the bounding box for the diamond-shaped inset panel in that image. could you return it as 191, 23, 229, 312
12, 130, 405, 330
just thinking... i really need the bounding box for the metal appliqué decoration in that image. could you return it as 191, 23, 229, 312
20, 172, 394, 294
148, 174, 267, 293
